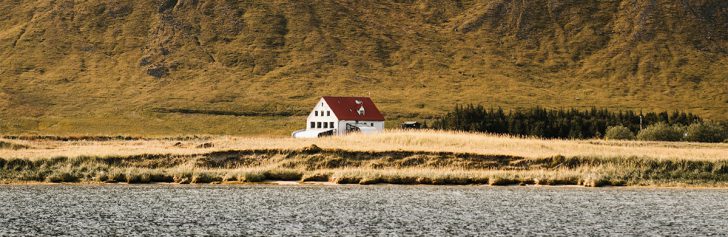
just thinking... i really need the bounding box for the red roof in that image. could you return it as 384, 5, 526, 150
322, 96, 385, 121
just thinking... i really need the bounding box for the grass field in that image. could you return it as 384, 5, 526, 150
0, 114, 413, 137
1, 130, 726, 187
0, 114, 305, 137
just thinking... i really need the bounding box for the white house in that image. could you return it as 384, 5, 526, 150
292, 96, 385, 138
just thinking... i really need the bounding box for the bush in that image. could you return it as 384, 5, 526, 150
636, 123, 684, 141
604, 126, 635, 140
684, 122, 727, 143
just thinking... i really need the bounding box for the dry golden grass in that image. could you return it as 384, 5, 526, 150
2, 129, 726, 161
1, 130, 727, 186
11, 164, 719, 187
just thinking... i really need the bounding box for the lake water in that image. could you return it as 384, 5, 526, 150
0, 185, 726, 236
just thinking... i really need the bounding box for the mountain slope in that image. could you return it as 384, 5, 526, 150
0, 0, 726, 135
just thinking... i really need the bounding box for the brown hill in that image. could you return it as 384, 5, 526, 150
0, 0, 726, 135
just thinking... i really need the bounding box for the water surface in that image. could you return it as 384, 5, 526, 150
0, 185, 726, 236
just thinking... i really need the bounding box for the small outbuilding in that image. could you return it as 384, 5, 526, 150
400, 121, 421, 129
292, 96, 385, 138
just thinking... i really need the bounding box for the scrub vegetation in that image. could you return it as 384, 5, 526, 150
605, 126, 635, 140
431, 105, 728, 142
1, 130, 726, 187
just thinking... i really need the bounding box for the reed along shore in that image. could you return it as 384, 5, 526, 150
1, 130, 727, 187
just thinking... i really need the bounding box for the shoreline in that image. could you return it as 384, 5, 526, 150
2, 181, 728, 190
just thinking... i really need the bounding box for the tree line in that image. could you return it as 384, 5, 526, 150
429, 105, 706, 139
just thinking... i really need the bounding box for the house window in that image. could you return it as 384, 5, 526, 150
317, 122, 322, 128
330, 122, 334, 128
310, 122, 315, 128
371, 123, 374, 126
315, 111, 318, 116
327, 111, 330, 116
323, 122, 328, 128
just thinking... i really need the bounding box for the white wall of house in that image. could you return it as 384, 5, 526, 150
337, 120, 384, 135
306, 98, 339, 132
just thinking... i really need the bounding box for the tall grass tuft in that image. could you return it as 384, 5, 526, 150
191, 172, 222, 184
46, 172, 80, 183
0, 141, 31, 150
263, 169, 303, 180
301, 172, 331, 182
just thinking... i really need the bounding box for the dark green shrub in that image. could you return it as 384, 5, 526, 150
604, 125, 635, 140
636, 123, 684, 141
685, 122, 727, 143
431, 105, 702, 139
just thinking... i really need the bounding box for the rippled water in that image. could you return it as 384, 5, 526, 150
0, 185, 726, 236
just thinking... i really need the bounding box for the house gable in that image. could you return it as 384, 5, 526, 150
305, 98, 339, 130
307, 98, 339, 121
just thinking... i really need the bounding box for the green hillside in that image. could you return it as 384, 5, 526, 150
0, 0, 726, 136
